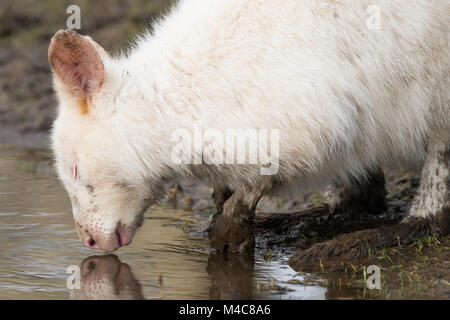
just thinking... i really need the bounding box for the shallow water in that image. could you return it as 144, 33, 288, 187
0, 147, 330, 300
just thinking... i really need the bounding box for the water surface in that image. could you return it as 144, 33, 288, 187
0, 147, 327, 299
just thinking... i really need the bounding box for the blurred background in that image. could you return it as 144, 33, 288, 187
0, 0, 174, 148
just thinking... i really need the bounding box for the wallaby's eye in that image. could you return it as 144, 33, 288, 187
71, 159, 79, 181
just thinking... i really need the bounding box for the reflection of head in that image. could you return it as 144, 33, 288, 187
71, 254, 145, 300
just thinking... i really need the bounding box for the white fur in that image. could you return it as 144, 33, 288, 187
52, 0, 449, 246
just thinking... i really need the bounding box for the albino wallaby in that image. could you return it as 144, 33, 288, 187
48, 0, 449, 270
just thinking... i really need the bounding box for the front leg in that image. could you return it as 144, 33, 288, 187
211, 185, 233, 216
208, 184, 267, 255
290, 140, 450, 270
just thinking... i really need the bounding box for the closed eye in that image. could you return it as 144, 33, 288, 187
71, 159, 79, 180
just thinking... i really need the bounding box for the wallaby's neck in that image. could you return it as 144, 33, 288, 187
111, 48, 208, 182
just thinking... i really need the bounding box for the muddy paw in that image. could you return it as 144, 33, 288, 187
288, 229, 380, 271
208, 213, 255, 255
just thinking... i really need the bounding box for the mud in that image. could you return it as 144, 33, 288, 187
165, 169, 450, 299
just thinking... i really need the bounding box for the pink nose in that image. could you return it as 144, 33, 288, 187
81, 223, 133, 252
116, 223, 134, 247
83, 235, 99, 249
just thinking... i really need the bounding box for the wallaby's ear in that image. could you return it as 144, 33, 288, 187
48, 29, 105, 107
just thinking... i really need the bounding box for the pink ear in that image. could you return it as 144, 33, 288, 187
48, 30, 104, 103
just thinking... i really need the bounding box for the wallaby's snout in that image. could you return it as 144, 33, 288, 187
79, 221, 135, 252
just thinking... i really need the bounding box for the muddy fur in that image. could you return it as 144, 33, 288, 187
211, 168, 390, 259
288, 143, 449, 270
215, 142, 449, 270
325, 169, 387, 217
211, 186, 232, 216
207, 167, 393, 256
208, 208, 255, 255
211, 146, 449, 267
208, 186, 264, 254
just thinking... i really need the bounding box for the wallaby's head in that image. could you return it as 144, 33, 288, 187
49, 30, 159, 252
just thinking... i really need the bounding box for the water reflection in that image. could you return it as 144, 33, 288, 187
70, 251, 327, 300
71, 253, 255, 300
207, 253, 254, 299
71, 255, 145, 300
0, 147, 327, 300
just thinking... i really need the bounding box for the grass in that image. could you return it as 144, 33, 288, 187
263, 246, 276, 262
299, 235, 450, 299
182, 218, 190, 233
307, 193, 327, 206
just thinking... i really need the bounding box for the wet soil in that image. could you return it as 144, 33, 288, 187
166, 170, 450, 299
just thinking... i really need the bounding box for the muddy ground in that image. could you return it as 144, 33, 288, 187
0, 0, 448, 299
168, 173, 449, 299
0, 0, 174, 148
